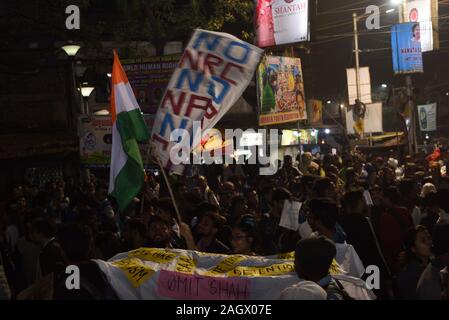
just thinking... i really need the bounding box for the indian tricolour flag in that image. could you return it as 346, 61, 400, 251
108, 50, 149, 212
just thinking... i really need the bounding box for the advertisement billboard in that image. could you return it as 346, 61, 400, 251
391, 23, 424, 74
257, 55, 307, 126
122, 55, 180, 114
78, 115, 154, 167
255, 0, 309, 48
404, 0, 439, 52
417, 103, 437, 132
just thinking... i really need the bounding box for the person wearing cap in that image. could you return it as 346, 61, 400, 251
196, 212, 230, 254
417, 223, 449, 300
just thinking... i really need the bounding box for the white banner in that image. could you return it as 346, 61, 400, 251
346, 67, 372, 105
345, 102, 383, 134
405, 0, 438, 52
272, 0, 309, 46
151, 29, 263, 173
94, 248, 375, 300
417, 103, 437, 132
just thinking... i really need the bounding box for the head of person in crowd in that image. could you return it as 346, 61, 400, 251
230, 215, 258, 256
345, 167, 358, 188
399, 178, 419, 207
300, 175, 316, 200
261, 185, 274, 204
301, 152, 313, 167
370, 184, 384, 207
196, 212, 229, 255
439, 177, 449, 190
173, 182, 187, 202
122, 218, 147, 251
246, 189, 259, 214
283, 155, 293, 168
221, 181, 236, 196
322, 154, 334, 171
228, 175, 243, 194
229, 195, 248, 223
295, 236, 336, 283
93, 231, 122, 260
58, 223, 94, 265
383, 186, 402, 208
431, 223, 449, 267
420, 183, 437, 198
379, 167, 395, 187
364, 163, 377, 187
147, 215, 173, 248
313, 177, 337, 201
374, 156, 384, 170
307, 161, 320, 175
197, 175, 209, 193
197, 212, 225, 239
437, 188, 449, 214
341, 189, 367, 216
422, 191, 440, 216
271, 188, 292, 218
156, 198, 177, 224
398, 225, 433, 270
30, 217, 56, 247
307, 198, 339, 240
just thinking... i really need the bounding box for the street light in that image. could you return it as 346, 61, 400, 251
325, 129, 331, 134
61, 44, 81, 57
381, 84, 388, 88
327, 100, 331, 104
61, 42, 81, 131
386, 8, 396, 14
391, 0, 403, 5
81, 84, 95, 115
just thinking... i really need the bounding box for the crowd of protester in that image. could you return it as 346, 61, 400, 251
1, 147, 449, 300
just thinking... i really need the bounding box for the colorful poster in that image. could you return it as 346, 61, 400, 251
391, 23, 424, 74
122, 55, 181, 114
345, 102, 383, 135
78, 115, 154, 167
257, 56, 306, 126
151, 29, 263, 174
307, 99, 323, 125
418, 103, 437, 132
94, 247, 376, 300
255, 0, 309, 48
405, 0, 439, 52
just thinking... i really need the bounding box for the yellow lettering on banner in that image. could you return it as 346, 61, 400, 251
277, 251, 295, 260
227, 262, 295, 277
205, 255, 246, 275
128, 248, 177, 264
175, 255, 196, 274
111, 258, 155, 288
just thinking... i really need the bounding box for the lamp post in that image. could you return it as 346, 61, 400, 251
61, 43, 81, 131
81, 85, 95, 115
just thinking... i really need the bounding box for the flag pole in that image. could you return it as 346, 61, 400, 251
156, 157, 183, 224
149, 142, 183, 224
140, 144, 152, 216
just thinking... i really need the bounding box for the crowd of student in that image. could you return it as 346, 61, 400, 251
1, 148, 449, 300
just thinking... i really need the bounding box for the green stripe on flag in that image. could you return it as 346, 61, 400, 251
111, 108, 149, 211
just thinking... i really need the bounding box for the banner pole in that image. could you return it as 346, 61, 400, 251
140, 143, 152, 216
154, 150, 183, 224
